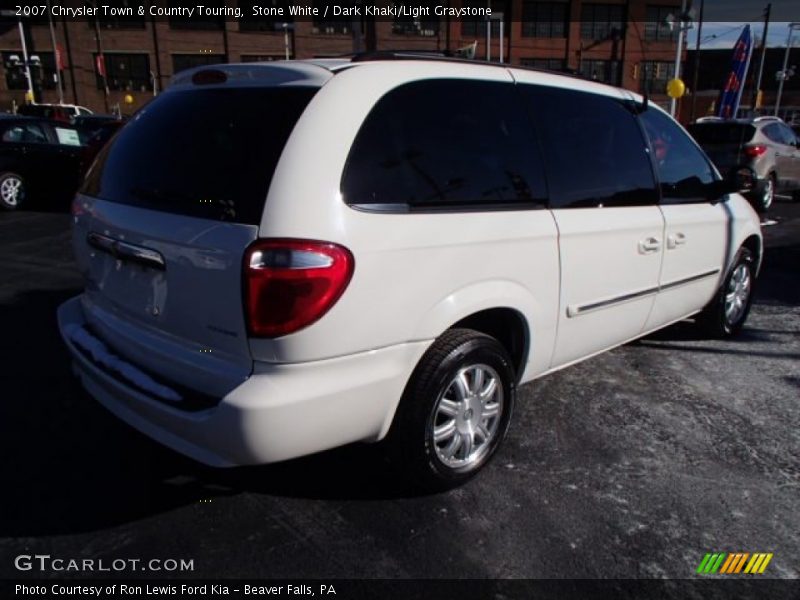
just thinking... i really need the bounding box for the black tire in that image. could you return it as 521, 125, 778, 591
386, 328, 516, 491
697, 247, 756, 338
0, 171, 25, 211
749, 173, 775, 214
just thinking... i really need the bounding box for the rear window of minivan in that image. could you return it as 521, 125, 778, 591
82, 87, 317, 224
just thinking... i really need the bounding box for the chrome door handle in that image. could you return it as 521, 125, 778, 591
667, 232, 686, 249
87, 232, 166, 271
638, 237, 661, 254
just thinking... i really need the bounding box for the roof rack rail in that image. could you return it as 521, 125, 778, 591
345, 50, 612, 86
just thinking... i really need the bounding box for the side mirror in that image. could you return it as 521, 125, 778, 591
706, 167, 755, 201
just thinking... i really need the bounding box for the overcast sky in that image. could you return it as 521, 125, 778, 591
682, 0, 799, 49
687, 22, 799, 49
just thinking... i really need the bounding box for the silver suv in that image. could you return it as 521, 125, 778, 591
688, 116, 800, 213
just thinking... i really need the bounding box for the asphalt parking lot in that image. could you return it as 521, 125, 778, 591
0, 200, 798, 583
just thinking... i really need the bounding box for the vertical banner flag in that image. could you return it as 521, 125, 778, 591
718, 25, 753, 119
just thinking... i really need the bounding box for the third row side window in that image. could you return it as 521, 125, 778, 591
342, 79, 547, 211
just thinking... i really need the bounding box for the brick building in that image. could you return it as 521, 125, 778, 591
0, 0, 684, 115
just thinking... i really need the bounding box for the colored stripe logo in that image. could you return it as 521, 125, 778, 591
696, 552, 773, 574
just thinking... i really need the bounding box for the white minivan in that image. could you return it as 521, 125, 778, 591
58, 58, 762, 489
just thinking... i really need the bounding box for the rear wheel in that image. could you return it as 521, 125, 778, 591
387, 328, 516, 491
0, 172, 25, 210
697, 247, 755, 338
752, 173, 775, 214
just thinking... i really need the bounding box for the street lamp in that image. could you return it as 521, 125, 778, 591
774, 22, 800, 117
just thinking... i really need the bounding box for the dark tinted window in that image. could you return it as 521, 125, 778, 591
519, 85, 657, 208
2, 122, 48, 144
778, 123, 799, 145
342, 80, 547, 211
762, 123, 783, 144
688, 122, 755, 145
763, 122, 797, 146
173, 54, 226, 75
83, 87, 316, 224
641, 108, 717, 204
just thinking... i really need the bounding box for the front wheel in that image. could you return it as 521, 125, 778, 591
697, 247, 756, 338
386, 328, 516, 491
0, 172, 25, 210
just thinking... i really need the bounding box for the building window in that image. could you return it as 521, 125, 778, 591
521, 1, 568, 38
580, 3, 624, 40
90, 16, 146, 29
520, 57, 566, 71
312, 0, 350, 34
238, 0, 293, 32
96, 53, 152, 91
644, 5, 679, 41
172, 54, 226, 74
169, 1, 226, 30
392, 3, 440, 37
241, 54, 287, 62
3, 51, 59, 90
579, 58, 619, 84
462, 0, 507, 38
88, 1, 146, 29
639, 60, 675, 93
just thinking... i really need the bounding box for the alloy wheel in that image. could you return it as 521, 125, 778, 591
430, 364, 504, 469
724, 263, 752, 326
0, 176, 23, 208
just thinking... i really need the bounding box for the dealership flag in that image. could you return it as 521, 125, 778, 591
95, 54, 106, 78
55, 44, 64, 71
717, 25, 754, 119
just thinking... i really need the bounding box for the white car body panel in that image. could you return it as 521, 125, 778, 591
550, 206, 665, 368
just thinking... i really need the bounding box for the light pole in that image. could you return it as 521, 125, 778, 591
17, 18, 35, 102
668, 0, 692, 117
45, 0, 64, 104
774, 22, 800, 117
283, 22, 291, 60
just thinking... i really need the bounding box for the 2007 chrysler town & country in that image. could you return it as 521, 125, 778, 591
58, 58, 762, 490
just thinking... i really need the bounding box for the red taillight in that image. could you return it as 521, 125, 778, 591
744, 144, 767, 158
244, 239, 354, 338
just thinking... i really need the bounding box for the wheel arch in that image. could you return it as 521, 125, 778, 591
451, 308, 530, 383
741, 234, 762, 274
409, 279, 544, 382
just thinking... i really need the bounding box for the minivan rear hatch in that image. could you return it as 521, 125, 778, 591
688, 122, 756, 170
72, 75, 320, 401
